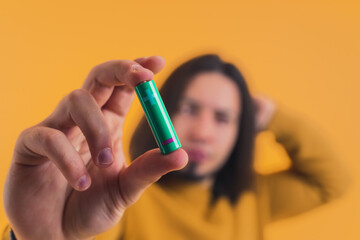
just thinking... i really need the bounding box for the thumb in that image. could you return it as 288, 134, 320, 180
119, 148, 188, 206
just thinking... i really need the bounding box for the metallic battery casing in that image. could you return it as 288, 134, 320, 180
135, 80, 181, 154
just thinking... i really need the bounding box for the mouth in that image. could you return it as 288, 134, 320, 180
185, 148, 207, 164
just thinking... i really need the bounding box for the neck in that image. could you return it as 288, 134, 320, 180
198, 176, 214, 189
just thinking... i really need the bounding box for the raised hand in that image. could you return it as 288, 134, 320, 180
4, 56, 188, 240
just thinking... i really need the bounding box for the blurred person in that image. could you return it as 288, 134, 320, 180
2, 55, 349, 240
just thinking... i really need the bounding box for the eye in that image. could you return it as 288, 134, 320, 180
179, 103, 198, 116
215, 112, 230, 124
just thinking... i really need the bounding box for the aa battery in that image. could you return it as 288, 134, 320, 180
135, 80, 181, 154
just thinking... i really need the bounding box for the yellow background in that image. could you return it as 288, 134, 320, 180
0, 0, 359, 239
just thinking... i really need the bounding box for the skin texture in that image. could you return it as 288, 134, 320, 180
4, 56, 188, 240
172, 72, 241, 183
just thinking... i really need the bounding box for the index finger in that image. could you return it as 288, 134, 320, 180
82, 59, 154, 107
82, 56, 166, 108
100, 56, 167, 116
134, 56, 166, 74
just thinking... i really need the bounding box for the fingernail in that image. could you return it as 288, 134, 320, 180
135, 57, 148, 64
131, 64, 145, 72
97, 148, 113, 166
77, 175, 90, 190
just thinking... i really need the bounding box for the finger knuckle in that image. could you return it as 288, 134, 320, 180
68, 89, 90, 101
89, 62, 103, 75
119, 60, 134, 75
67, 89, 91, 108
18, 127, 33, 140
42, 129, 63, 148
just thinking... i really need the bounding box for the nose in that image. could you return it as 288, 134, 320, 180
190, 110, 215, 144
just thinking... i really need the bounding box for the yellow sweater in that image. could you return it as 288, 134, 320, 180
96, 107, 349, 240
3, 107, 349, 240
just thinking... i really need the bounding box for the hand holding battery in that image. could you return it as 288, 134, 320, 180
4, 56, 188, 240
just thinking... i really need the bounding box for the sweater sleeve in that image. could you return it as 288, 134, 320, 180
256, 105, 350, 222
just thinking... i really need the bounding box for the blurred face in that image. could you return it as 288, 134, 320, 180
172, 72, 241, 182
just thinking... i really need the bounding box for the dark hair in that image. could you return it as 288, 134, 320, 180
130, 54, 256, 204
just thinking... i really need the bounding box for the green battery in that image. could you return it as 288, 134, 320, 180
135, 80, 181, 154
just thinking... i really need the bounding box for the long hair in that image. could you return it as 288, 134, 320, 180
130, 54, 256, 204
